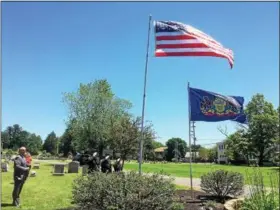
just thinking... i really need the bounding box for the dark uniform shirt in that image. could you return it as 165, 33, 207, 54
13, 155, 28, 181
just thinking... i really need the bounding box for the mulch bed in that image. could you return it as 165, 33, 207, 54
174, 190, 230, 210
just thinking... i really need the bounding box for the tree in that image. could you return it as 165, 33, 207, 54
1, 124, 42, 154
43, 131, 58, 155
25, 133, 42, 155
208, 145, 217, 162
109, 115, 155, 167
217, 94, 279, 166
152, 141, 164, 149
199, 147, 210, 161
224, 130, 252, 165
165, 138, 187, 161
59, 121, 76, 157
63, 79, 132, 155
245, 94, 279, 166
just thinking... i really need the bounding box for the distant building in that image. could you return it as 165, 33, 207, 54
217, 141, 228, 164
185, 152, 199, 161
154, 147, 167, 160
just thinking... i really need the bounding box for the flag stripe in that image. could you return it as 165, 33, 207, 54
156, 35, 196, 41
156, 40, 201, 44
156, 43, 234, 61
155, 50, 234, 67
155, 51, 233, 67
154, 21, 234, 68
156, 43, 209, 49
157, 39, 234, 60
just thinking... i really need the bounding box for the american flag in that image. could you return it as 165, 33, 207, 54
154, 21, 234, 68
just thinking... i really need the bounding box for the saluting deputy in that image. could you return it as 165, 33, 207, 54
88, 152, 100, 173
101, 155, 112, 173
113, 158, 123, 173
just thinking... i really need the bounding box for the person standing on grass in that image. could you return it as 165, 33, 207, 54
12, 147, 29, 207
24, 152, 32, 179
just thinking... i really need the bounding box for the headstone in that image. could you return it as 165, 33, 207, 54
115, 153, 121, 158
53, 163, 65, 176
102, 149, 113, 157
33, 162, 40, 169
82, 165, 89, 176
30, 171, 36, 177
1, 162, 8, 172
68, 161, 79, 173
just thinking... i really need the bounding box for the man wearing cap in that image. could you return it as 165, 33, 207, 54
12, 147, 29, 207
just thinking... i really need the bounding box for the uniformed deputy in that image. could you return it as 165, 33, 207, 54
101, 155, 112, 173
113, 158, 123, 172
88, 152, 100, 173
12, 147, 30, 207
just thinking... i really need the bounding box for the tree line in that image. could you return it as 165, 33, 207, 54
2, 79, 279, 167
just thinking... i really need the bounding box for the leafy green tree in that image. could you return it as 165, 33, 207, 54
26, 133, 43, 155
1, 131, 10, 149
63, 79, 131, 155
1, 124, 42, 154
152, 141, 164, 149
198, 147, 210, 161
43, 131, 58, 155
208, 146, 217, 162
59, 121, 76, 157
224, 130, 252, 165
109, 114, 155, 166
245, 94, 279, 166
165, 138, 187, 161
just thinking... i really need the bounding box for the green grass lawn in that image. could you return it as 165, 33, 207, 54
124, 161, 279, 186
1, 161, 77, 210
1, 160, 278, 210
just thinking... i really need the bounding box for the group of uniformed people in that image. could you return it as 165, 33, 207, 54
73, 151, 123, 174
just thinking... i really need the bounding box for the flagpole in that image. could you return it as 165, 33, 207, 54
188, 82, 194, 199
139, 14, 152, 175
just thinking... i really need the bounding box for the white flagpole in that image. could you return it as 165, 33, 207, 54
139, 14, 152, 175
188, 82, 194, 199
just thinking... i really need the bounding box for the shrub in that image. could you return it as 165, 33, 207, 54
72, 171, 176, 210
200, 170, 244, 202
248, 159, 258, 166
240, 170, 279, 210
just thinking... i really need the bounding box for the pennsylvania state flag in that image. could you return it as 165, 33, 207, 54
189, 87, 247, 124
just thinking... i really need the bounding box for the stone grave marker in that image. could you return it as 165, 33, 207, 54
102, 149, 113, 157
52, 163, 65, 176
82, 165, 89, 176
33, 161, 40, 169
68, 161, 79, 173
1, 162, 8, 172
115, 153, 121, 158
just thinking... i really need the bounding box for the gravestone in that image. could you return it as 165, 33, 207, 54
52, 163, 65, 176
102, 149, 113, 157
68, 161, 79, 173
115, 153, 121, 158
82, 165, 88, 176
33, 161, 40, 169
1, 162, 8, 172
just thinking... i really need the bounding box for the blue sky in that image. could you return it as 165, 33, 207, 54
2, 2, 279, 147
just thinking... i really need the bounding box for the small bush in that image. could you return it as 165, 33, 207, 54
200, 170, 244, 202
72, 171, 176, 210
248, 159, 258, 166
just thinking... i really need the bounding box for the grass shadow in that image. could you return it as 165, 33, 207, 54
1, 203, 14, 207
